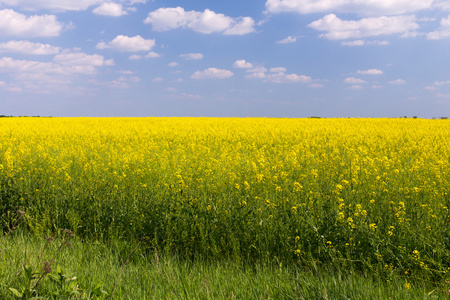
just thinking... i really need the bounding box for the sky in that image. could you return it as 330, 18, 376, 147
0, 0, 450, 118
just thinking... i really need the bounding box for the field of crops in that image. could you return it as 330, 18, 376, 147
1, 117, 449, 280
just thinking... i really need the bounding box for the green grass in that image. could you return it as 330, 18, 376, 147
1, 232, 449, 299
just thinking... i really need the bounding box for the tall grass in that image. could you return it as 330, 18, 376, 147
2, 232, 448, 299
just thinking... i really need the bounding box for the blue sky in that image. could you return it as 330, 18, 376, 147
1, 0, 450, 118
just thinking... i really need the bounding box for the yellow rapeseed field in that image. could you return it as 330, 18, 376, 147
0, 117, 449, 277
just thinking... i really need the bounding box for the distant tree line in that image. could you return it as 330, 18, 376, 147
0, 115, 53, 118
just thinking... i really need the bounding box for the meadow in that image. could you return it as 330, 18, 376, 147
0, 117, 449, 298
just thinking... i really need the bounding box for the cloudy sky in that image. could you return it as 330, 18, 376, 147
1, 0, 450, 117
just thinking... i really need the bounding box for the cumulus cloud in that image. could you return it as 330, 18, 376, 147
96, 35, 155, 52
191, 68, 234, 79
235, 59, 313, 83
389, 79, 406, 85
0, 9, 63, 38
93, 2, 127, 16
427, 15, 450, 39
276, 36, 297, 44
145, 52, 160, 58
233, 59, 253, 69
53, 52, 114, 66
180, 53, 203, 60
308, 14, 419, 40
0, 40, 61, 55
248, 67, 268, 73
341, 40, 390, 46
0, 56, 95, 77
0, 0, 102, 11
344, 77, 365, 84
348, 85, 363, 90
128, 54, 141, 60
0, 0, 146, 12
309, 83, 324, 88
357, 69, 383, 75
265, 0, 433, 16
168, 61, 179, 67
270, 67, 287, 73
265, 72, 312, 83
144, 7, 255, 35
0, 51, 114, 94
223, 17, 255, 35
434, 80, 450, 85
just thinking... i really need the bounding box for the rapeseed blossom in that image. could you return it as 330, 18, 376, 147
0, 117, 448, 277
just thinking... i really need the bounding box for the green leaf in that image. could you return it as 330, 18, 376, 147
9, 287, 23, 298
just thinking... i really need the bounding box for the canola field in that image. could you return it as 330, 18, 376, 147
1, 117, 449, 278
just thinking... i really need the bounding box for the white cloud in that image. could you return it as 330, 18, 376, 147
389, 79, 406, 85
0, 80, 5, 87
265, 72, 312, 83
180, 53, 203, 60
191, 68, 234, 79
309, 83, 324, 88
181, 93, 203, 99
118, 70, 133, 74
96, 35, 155, 52
223, 17, 255, 35
342, 40, 365, 46
129, 0, 146, 4
435, 80, 450, 85
427, 15, 450, 39
93, 3, 127, 16
341, 40, 390, 46
246, 72, 266, 79
270, 67, 287, 73
152, 77, 163, 82
308, 14, 419, 40
233, 59, 253, 69
0, 52, 114, 92
0, 0, 102, 11
53, 52, 114, 66
0, 56, 91, 77
236, 60, 313, 83
0, 40, 61, 55
245, 70, 312, 83
248, 67, 268, 73
168, 61, 179, 67
144, 7, 255, 35
0, 9, 63, 38
0, 0, 146, 12
265, 0, 433, 16
357, 69, 383, 75
424, 80, 450, 91
276, 36, 297, 44
344, 77, 365, 84
348, 85, 363, 90
434, 0, 450, 11
145, 52, 160, 58
94, 75, 141, 89
128, 54, 141, 60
